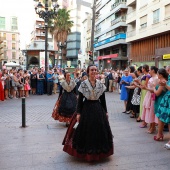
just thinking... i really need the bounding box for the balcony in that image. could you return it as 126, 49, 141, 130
95, 28, 101, 35
111, 0, 127, 11
126, 0, 136, 6
0, 53, 5, 60
94, 33, 126, 48
111, 16, 126, 26
126, 10, 136, 24
96, 0, 102, 11
36, 32, 45, 37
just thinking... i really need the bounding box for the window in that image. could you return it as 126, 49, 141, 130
11, 17, 18, 31
165, 4, 170, 19
12, 52, 16, 59
3, 33, 6, 39
12, 43, 15, 49
153, 9, 160, 23
12, 34, 15, 41
3, 51, 7, 58
0, 17, 5, 30
140, 15, 147, 28
4, 42, 6, 49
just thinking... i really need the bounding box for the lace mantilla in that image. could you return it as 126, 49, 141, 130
78, 79, 106, 100
61, 80, 76, 92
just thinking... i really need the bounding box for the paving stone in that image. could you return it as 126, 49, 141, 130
0, 92, 170, 170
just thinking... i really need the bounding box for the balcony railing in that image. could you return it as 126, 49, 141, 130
111, 0, 127, 11
95, 28, 101, 34
36, 33, 45, 36
111, 16, 126, 25
96, 0, 102, 11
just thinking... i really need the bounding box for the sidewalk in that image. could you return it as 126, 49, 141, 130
0, 92, 170, 170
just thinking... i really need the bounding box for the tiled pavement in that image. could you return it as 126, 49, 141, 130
0, 92, 170, 170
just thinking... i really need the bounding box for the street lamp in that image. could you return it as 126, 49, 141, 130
33, 0, 59, 73
58, 41, 67, 68
22, 50, 27, 70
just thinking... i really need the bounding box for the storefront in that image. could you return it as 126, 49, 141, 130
155, 47, 170, 68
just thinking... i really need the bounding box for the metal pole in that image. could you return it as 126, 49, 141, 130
22, 97, 26, 127
45, 25, 48, 73
90, 0, 96, 55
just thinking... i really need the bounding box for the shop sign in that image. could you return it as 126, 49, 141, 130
163, 54, 170, 60
97, 53, 118, 60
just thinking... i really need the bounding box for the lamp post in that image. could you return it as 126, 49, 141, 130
90, 0, 96, 64
22, 50, 27, 70
33, 0, 59, 73
58, 41, 67, 68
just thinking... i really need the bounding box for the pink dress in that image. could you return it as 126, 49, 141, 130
141, 76, 159, 123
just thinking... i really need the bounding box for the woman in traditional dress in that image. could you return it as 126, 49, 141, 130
52, 72, 77, 126
62, 65, 113, 161
141, 66, 159, 133
154, 68, 169, 142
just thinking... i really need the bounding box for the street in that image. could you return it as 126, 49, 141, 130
0, 92, 170, 170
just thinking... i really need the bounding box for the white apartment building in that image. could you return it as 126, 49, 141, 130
94, 0, 128, 70
126, 0, 170, 68
67, 0, 92, 67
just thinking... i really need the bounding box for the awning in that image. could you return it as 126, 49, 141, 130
97, 54, 118, 60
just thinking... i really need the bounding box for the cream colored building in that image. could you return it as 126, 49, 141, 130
126, 0, 170, 67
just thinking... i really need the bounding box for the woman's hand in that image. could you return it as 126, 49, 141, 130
159, 80, 167, 86
76, 114, 81, 122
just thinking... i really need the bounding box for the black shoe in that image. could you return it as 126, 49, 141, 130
126, 111, 132, 114
122, 111, 127, 113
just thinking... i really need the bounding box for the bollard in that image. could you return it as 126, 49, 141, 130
22, 97, 26, 127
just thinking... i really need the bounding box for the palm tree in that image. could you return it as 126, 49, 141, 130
50, 8, 73, 43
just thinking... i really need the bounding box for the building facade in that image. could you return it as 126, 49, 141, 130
126, 0, 170, 68
94, 0, 128, 70
0, 16, 21, 68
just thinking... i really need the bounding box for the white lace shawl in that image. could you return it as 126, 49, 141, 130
61, 80, 76, 92
78, 79, 106, 100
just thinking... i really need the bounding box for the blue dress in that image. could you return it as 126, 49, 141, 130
120, 75, 133, 101
37, 74, 44, 95
156, 75, 170, 124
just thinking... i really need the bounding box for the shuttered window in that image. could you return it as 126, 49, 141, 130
140, 15, 147, 28
165, 4, 170, 18
153, 9, 160, 23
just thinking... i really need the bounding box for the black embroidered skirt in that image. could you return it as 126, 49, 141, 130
52, 91, 77, 122
62, 100, 114, 161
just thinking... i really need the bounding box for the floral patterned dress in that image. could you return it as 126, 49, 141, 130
156, 75, 170, 124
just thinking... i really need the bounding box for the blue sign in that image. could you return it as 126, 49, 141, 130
94, 33, 126, 48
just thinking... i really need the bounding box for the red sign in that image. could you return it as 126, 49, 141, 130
107, 60, 111, 63
97, 53, 118, 60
